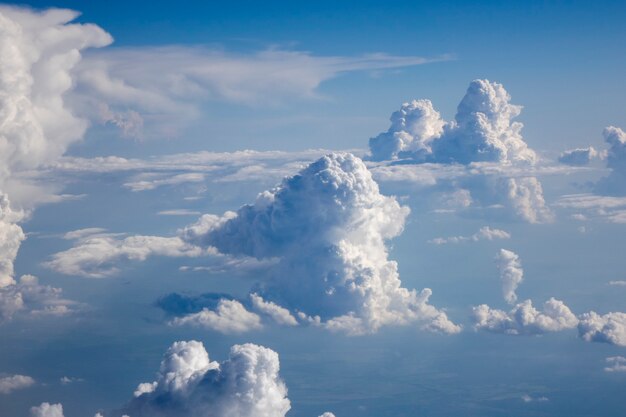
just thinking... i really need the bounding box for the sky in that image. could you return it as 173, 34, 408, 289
0, 1, 626, 417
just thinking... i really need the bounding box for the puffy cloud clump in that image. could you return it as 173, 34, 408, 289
0, 194, 25, 287
596, 126, 626, 195
369, 99, 444, 161
124, 341, 292, 417
578, 311, 626, 347
0, 274, 75, 323
30, 403, 64, 417
558, 147, 599, 166
182, 153, 460, 335
0, 374, 35, 394
605, 356, 626, 372
170, 299, 262, 334
472, 298, 579, 335
369, 79, 537, 165
496, 249, 523, 305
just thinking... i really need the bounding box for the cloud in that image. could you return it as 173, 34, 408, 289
75, 46, 445, 139
124, 341, 292, 417
124, 173, 206, 192
369, 79, 536, 164
521, 394, 549, 403
554, 193, 626, 223
250, 293, 298, 326
170, 299, 262, 334
609, 280, 626, 286
558, 147, 599, 166
578, 311, 626, 347
46, 230, 210, 278
158, 209, 202, 216
181, 153, 460, 335
0, 374, 35, 394
0, 194, 25, 287
0, 274, 76, 323
605, 356, 626, 372
30, 403, 64, 417
429, 226, 510, 245
496, 249, 523, 305
472, 298, 579, 335
596, 126, 626, 195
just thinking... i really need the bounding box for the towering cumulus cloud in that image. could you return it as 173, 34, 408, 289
182, 153, 460, 335
125, 341, 291, 417
369, 79, 536, 164
496, 249, 523, 305
0, 6, 110, 319
597, 126, 626, 195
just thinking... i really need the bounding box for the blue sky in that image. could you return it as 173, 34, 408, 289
1, 2, 626, 417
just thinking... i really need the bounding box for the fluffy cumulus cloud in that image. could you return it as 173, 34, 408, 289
46, 228, 210, 278
181, 153, 460, 335
124, 340, 292, 417
170, 299, 262, 334
30, 403, 64, 417
472, 298, 579, 335
558, 146, 599, 166
0, 374, 35, 394
496, 249, 523, 305
0, 274, 76, 323
578, 311, 626, 347
369, 79, 536, 165
597, 126, 626, 195
429, 226, 510, 245
605, 356, 626, 372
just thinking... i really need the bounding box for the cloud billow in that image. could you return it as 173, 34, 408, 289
369, 79, 536, 165
181, 153, 460, 335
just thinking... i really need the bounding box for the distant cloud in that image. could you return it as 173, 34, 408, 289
30, 403, 64, 417
250, 294, 298, 326
429, 226, 510, 245
596, 126, 626, 195
472, 298, 578, 335
182, 153, 460, 335
554, 193, 626, 224
609, 280, 626, 286
369, 79, 536, 164
605, 356, 626, 372
0, 374, 35, 394
46, 230, 210, 278
578, 311, 626, 347
558, 146, 599, 166
170, 299, 262, 334
124, 341, 295, 417
521, 394, 549, 403
157, 209, 202, 216
0, 275, 76, 323
497, 249, 524, 305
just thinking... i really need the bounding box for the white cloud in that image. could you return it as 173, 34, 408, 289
596, 126, 626, 195
250, 293, 298, 326
75, 46, 445, 139
555, 193, 626, 224
0, 374, 35, 394
429, 226, 510, 245
521, 394, 549, 403
369, 79, 536, 164
0, 194, 25, 288
496, 249, 523, 305
578, 311, 626, 347
472, 298, 578, 335
609, 280, 626, 286
558, 147, 598, 166
605, 356, 626, 372
0, 274, 76, 323
182, 153, 460, 335
59, 376, 83, 385
125, 341, 292, 417
46, 232, 210, 278
30, 403, 64, 417
171, 299, 262, 334
124, 173, 205, 192
158, 209, 202, 216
